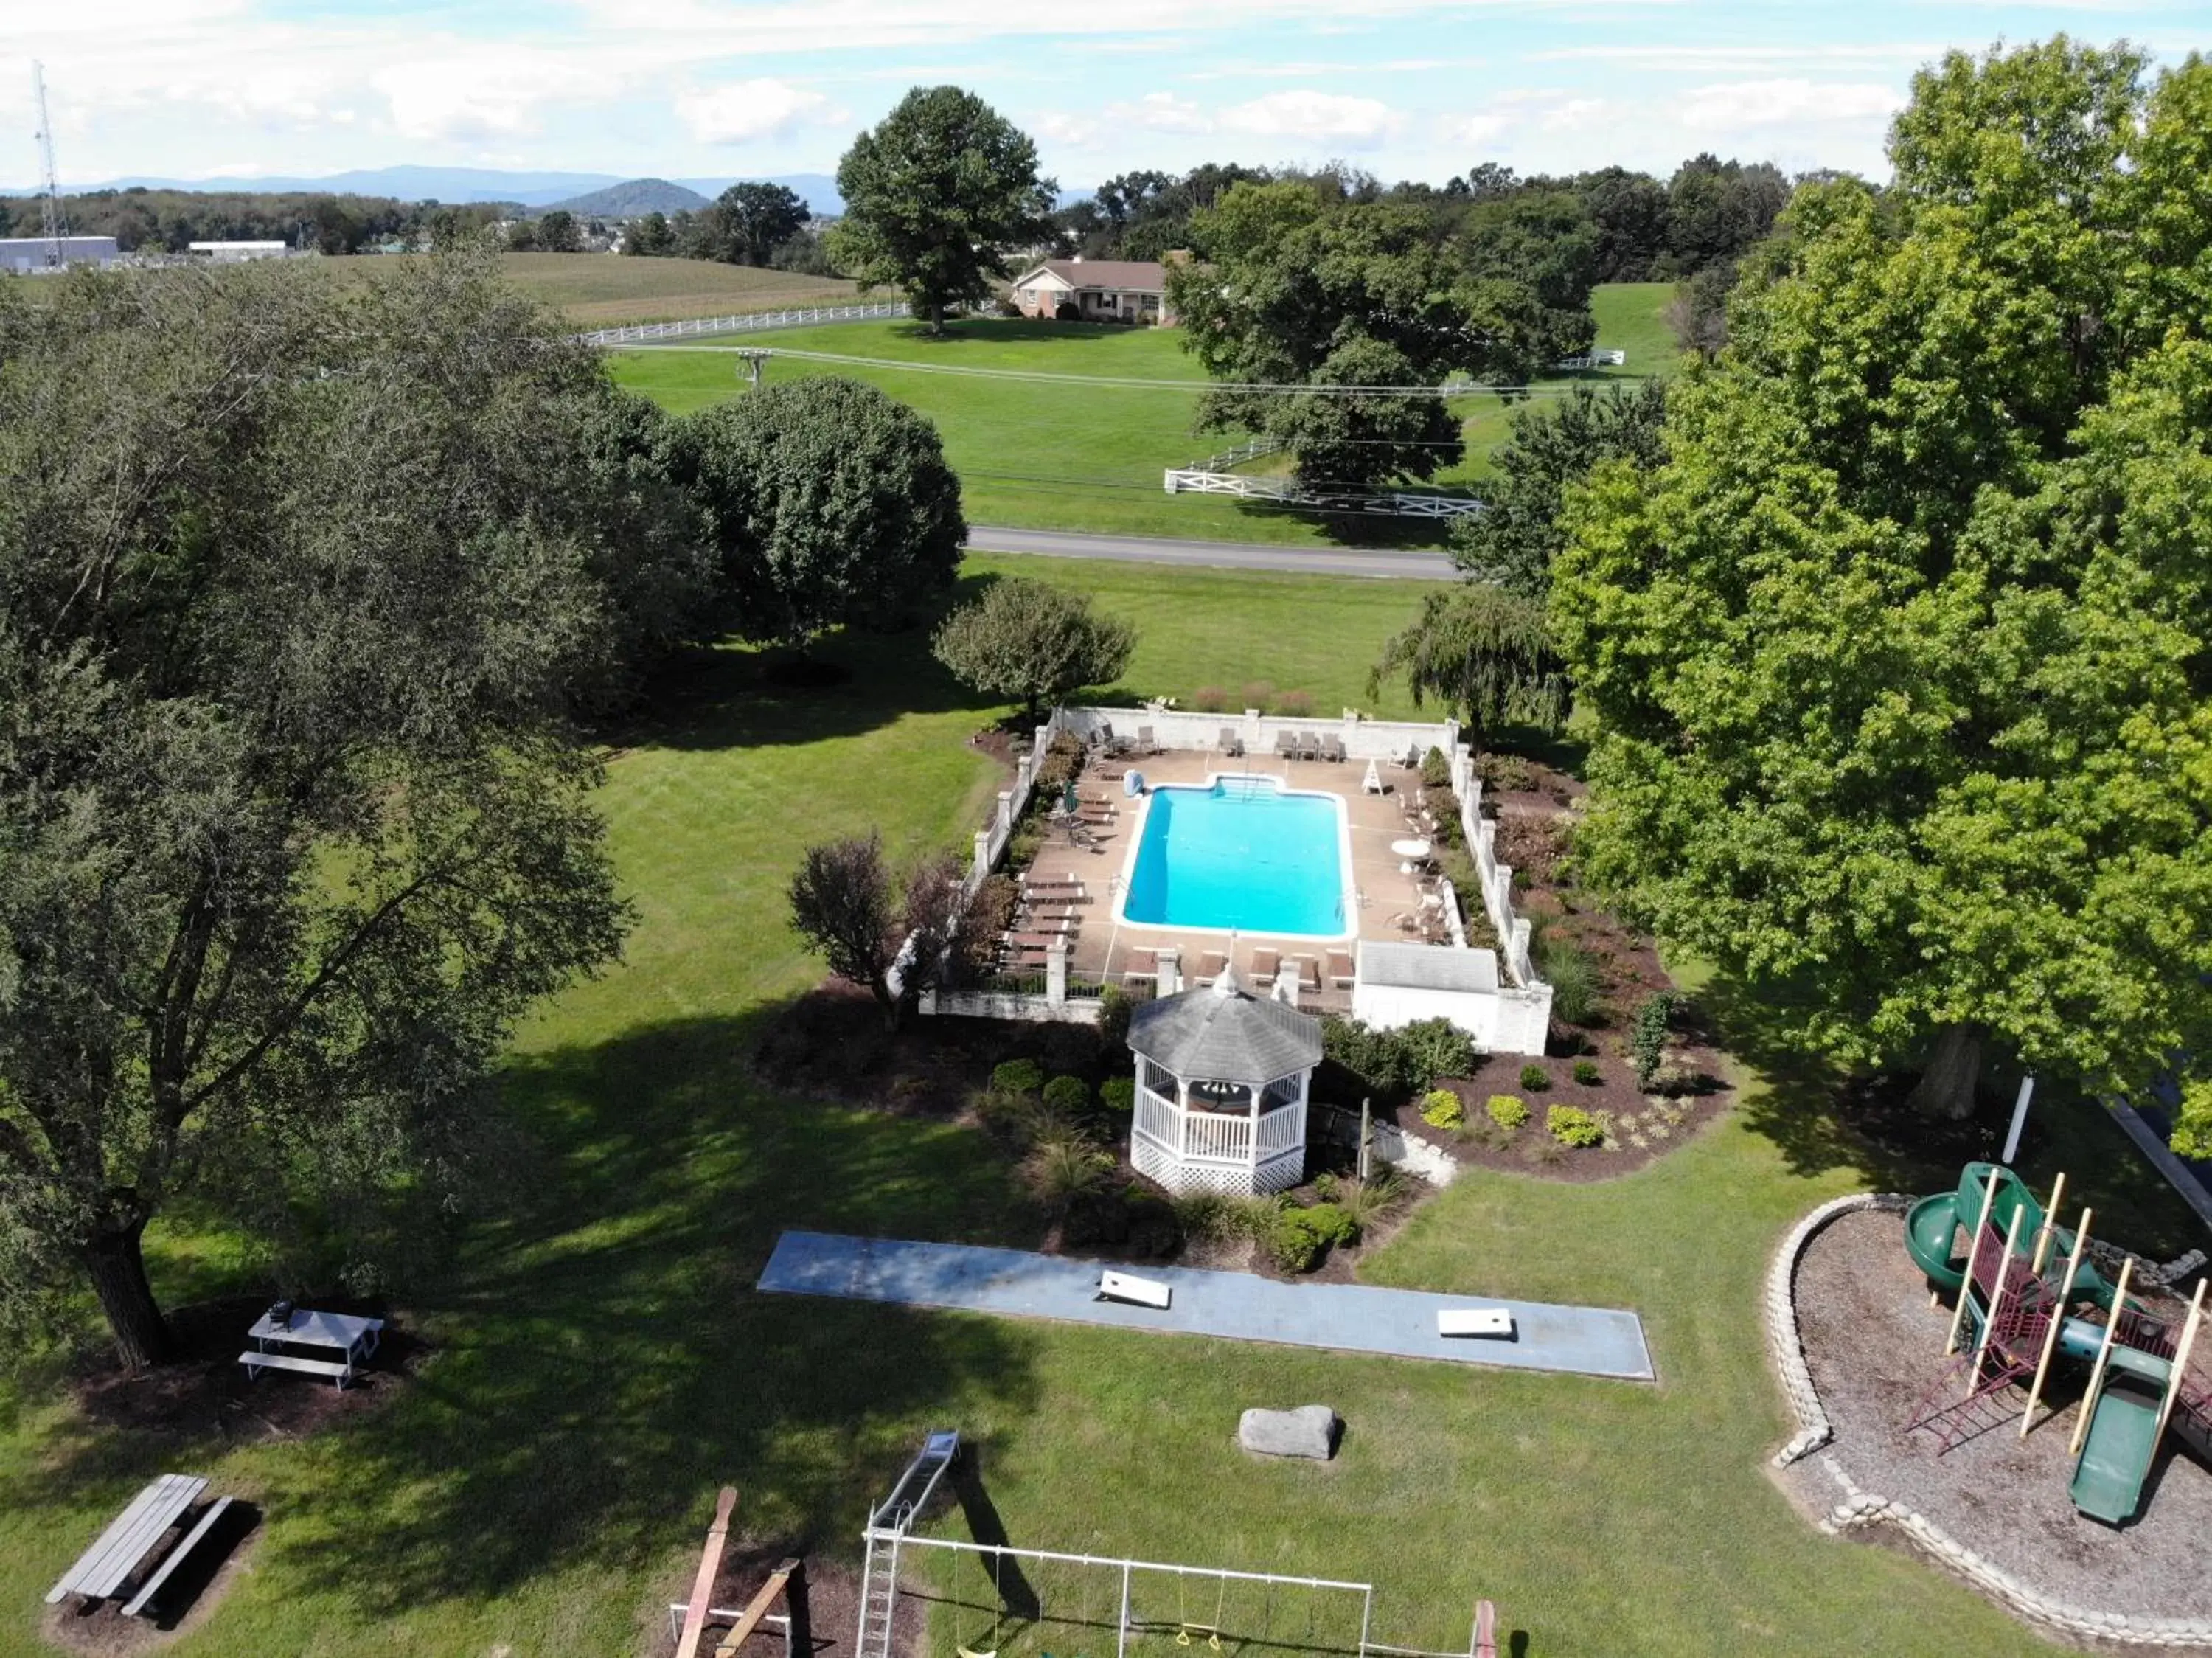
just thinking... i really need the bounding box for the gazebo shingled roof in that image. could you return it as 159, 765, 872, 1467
1127, 976, 1324, 1086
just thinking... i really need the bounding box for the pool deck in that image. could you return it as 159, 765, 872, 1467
758, 1230, 1657, 1382
1020, 749, 1468, 1003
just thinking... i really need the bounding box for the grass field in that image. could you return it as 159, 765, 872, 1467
4, 556, 2200, 1657
606, 283, 1686, 547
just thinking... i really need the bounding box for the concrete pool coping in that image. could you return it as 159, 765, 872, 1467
757, 1230, 1656, 1382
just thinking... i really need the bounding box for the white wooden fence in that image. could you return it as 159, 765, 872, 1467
1162, 468, 1486, 520
1552, 349, 1629, 370
579, 301, 910, 347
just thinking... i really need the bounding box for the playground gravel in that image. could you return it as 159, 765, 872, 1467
1788, 1207, 2212, 1627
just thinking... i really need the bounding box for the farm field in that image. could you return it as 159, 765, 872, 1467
3, 555, 2197, 1658
483, 252, 861, 324
605, 283, 1683, 546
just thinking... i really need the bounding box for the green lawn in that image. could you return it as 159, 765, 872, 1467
4, 559, 2197, 1658
607, 284, 1684, 546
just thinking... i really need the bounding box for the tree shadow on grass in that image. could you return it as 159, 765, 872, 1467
603, 573, 1008, 754
3, 1009, 1048, 1620
1702, 967, 2209, 1258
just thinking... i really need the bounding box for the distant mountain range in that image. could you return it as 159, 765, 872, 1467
536, 178, 710, 218
36, 166, 846, 215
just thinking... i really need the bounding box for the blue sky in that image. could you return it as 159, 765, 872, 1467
6, 1, 2210, 190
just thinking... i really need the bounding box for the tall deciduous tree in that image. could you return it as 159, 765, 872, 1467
830, 86, 1054, 333
1166, 181, 1559, 489
700, 182, 809, 267
1552, 41, 2212, 1131
0, 254, 667, 1367
1449, 380, 1668, 597
932, 580, 1135, 722
787, 836, 971, 1028
670, 376, 965, 650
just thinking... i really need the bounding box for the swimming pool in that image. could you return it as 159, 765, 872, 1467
1118, 775, 1352, 938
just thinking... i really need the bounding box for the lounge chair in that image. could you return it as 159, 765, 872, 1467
1023, 877, 1085, 897
1136, 725, 1160, 755
1250, 947, 1281, 984
1298, 730, 1322, 760
1326, 949, 1357, 988
1288, 955, 1321, 992
1021, 903, 1081, 923
1195, 951, 1228, 984
1218, 726, 1244, 758
1017, 915, 1078, 934
1121, 948, 1159, 983
1005, 931, 1068, 950
1321, 735, 1346, 763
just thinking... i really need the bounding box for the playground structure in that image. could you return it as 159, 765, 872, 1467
856, 1432, 1500, 1658
1902, 1162, 2211, 1526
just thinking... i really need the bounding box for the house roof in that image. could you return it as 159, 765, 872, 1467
1357, 940, 1500, 993
1015, 259, 1168, 293
1127, 974, 1323, 1085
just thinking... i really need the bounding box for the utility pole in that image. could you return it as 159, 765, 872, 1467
31, 61, 66, 269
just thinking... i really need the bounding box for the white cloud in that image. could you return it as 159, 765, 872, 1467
676, 78, 844, 146
1439, 89, 1610, 149
1109, 92, 1214, 134
373, 51, 615, 142
1220, 90, 1399, 148
1033, 111, 1101, 148
1678, 78, 1907, 134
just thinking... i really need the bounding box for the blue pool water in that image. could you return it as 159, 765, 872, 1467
1121, 777, 1348, 936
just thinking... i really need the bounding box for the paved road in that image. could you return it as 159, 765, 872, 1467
964, 524, 1455, 580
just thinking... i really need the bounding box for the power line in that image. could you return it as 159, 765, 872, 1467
619, 342, 1641, 398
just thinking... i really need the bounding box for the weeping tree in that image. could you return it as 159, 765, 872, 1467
1368, 583, 1567, 741
787, 835, 975, 1029
0, 253, 675, 1367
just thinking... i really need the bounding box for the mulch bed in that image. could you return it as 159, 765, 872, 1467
1783, 1207, 2212, 1634
71, 1293, 425, 1444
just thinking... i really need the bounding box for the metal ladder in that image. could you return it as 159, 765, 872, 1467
855, 1432, 961, 1658
1906, 1347, 2035, 1454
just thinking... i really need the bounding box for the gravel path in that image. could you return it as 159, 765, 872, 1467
1789, 1207, 2212, 1622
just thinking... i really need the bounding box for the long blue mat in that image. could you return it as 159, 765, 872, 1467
758, 1231, 1653, 1382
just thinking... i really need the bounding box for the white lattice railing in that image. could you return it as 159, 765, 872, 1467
580, 301, 910, 347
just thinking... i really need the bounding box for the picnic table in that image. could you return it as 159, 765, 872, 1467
47, 1473, 234, 1617
241, 1308, 384, 1387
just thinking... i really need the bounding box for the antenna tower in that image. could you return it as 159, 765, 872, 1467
32, 61, 66, 267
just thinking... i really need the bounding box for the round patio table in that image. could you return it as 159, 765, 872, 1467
1391, 836, 1433, 873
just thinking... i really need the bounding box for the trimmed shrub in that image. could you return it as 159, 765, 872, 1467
1547, 1103, 1604, 1148
1420, 1088, 1465, 1129
992, 1058, 1044, 1097
1267, 1208, 1330, 1272
1098, 985, 1136, 1051
1240, 679, 1273, 712
1486, 1093, 1530, 1130
1519, 1064, 1551, 1091
1099, 1076, 1135, 1115
1191, 684, 1228, 712
1301, 1202, 1357, 1246
1420, 745, 1453, 788
1572, 1059, 1603, 1086
1275, 689, 1312, 718
1631, 990, 1683, 1089
1320, 1014, 1477, 1100
1042, 1075, 1091, 1117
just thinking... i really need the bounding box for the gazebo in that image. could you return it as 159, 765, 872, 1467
1126, 968, 1324, 1196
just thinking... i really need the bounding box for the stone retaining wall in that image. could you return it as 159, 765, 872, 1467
1764, 1193, 2212, 1649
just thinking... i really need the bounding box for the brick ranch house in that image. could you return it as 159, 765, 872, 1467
1009, 257, 1178, 325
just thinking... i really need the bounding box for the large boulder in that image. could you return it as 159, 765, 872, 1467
1238, 1405, 1338, 1461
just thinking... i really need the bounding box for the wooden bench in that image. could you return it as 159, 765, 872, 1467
121, 1496, 234, 1618
1437, 1307, 1516, 1339
47, 1474, 207, 1606
240, 1350, 355, 1386
1097, 1270, 1172, 1311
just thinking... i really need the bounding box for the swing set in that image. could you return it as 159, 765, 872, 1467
859, 1432, 1500, 1658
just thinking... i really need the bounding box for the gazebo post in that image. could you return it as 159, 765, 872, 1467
1248, 1083, 1263, 1184
1177, 1076, 1191, 1160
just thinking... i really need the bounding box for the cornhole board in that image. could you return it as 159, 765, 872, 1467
1439, 1307, 1516, 1339
1097, 1270, 1172, 1310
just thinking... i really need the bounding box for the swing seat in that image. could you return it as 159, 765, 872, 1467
959, 1648, 998, 1658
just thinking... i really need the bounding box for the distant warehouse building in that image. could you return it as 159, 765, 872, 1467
187, 240, 295, 263
0, 235, 119, 274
